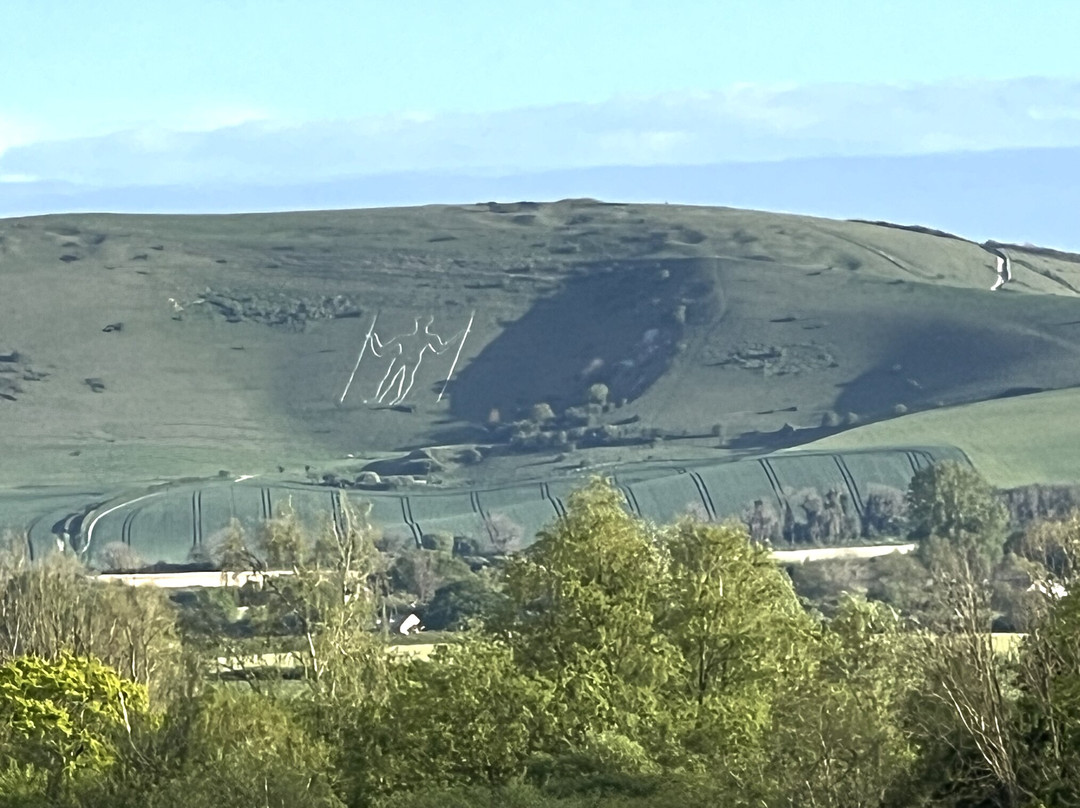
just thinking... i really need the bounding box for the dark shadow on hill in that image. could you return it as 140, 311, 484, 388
725, 296, 1080, 453
727, 423, 841, 452
444, 257, 723, 425
833, 317, 1080, 419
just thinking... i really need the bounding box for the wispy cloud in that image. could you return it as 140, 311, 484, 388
0, 116, 41, 159
3, 78, 1080, 189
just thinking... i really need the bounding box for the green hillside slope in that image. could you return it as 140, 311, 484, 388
799, 386, 1080, 488
1, 200, 1079, 500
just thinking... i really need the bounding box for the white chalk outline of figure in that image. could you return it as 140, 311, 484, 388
338, 312, 474, 406
370, 316, 420, 404
372, 316, 473, 405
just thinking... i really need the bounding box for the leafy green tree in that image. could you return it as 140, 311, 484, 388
862, 484, 908, 539
241, 497, 388, 693
141, 689, 343, 808
907, 461, 1008, 567
0, 553, 183, 699
0, 652, 149, 799
742, 498, 782, 544
391, 548, 471, 604
1014, 523, 1080, 803
769, 596, 920, 808
497, 478, 675, 758
659, 518, 814, 770
369, 638, 552, 797
424, 576, 504, 631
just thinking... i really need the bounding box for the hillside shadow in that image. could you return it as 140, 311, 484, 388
833, 318, 1080, 418
444, 258, 722, 425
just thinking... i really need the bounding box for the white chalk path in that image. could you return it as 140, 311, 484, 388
990, 249, 1012, 291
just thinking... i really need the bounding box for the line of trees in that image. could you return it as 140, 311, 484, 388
745, 476, 1080, 549
742, 482, 906, 545
2, 462, 1080, 806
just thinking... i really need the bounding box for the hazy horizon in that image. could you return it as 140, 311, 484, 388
2, 1, 1076, 246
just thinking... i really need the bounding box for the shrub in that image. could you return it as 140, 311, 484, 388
587, 383, 609, 406
423, 577, 504, 631
96, 541, 144, 572
421, 532, 455, 553
530, 402, 556, 423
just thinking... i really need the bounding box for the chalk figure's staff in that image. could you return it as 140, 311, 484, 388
338, 313, 379, 405
438, 310, 474, 402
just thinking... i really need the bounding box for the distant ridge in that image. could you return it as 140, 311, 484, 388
3, 146, 1079, 252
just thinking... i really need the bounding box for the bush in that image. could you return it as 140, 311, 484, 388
530, 402, 556, 423
587, 383, 610, 406
423, 577, 504, 631
421, 532, 455, 553
907, 461, 1008, 566
97, 541, 144, 572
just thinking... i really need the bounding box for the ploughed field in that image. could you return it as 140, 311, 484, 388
2, 200, 1080, 566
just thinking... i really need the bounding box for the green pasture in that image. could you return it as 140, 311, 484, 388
802, 387, 1080, 488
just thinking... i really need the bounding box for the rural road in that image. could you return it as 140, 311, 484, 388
97, 543, 916, 588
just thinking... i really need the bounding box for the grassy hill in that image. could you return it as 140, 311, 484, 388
2, 199, 1080, 502
800, 387, 1080, 488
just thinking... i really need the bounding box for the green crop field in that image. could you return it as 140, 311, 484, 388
801, 386, 1080, 488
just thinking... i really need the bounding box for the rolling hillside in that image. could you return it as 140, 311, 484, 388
3, 200, 1080, 563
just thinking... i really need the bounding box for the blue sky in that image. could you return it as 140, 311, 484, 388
4, 0, 1079, 131
2, 0, 1078, 244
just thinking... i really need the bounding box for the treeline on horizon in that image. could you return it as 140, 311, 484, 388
3, 462, 1080, 807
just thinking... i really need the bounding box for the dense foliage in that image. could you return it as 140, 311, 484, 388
1, 467, 1080, 806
